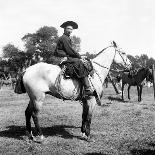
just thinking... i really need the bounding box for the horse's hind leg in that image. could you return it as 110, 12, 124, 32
25, 101, 34, 140
137, 86, 140, 102
31, 102, 43, 139
139, 85, 143, 102
25, 86, 45, 142
31, 93, 45, 142
128, 85, 131, 100
122, 83, 125, 101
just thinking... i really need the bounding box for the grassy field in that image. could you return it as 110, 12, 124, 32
0, 84, 155, 155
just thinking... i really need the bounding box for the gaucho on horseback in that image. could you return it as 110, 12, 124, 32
54, 21, 94, 96
13, 22, 132, 142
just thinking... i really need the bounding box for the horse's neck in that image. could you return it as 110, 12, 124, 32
92, 47, 115, 83
137, 69, 146, 81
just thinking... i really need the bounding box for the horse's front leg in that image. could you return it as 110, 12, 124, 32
31, 100, 44, 143
25, 101, 34, 140
128, 85, 131, 100
122, 83, 125, 101
81, 96, 96, 141
139, 85, 143, 102
137, 86, 140, 102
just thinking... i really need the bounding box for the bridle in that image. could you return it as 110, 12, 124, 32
92, 45, 114, 70
93, 61, 110, 70
116, 48, 131, 69
92, 42, 131, 71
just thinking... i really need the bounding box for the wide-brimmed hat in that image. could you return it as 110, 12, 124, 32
60, 21, 78, 29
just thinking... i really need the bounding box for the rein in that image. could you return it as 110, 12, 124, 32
116, 49, 131, 68
93, 61, 110, 70
94, 45, 113, 58
92, 45, 115, 70
92, 45, 131, 75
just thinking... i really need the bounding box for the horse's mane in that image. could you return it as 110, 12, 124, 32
92, 46, 113, 59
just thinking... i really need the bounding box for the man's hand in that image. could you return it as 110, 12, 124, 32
81, 57, 88, 65
81, 55, 87, 59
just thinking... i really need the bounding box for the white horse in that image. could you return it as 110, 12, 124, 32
22, 42, 131, 142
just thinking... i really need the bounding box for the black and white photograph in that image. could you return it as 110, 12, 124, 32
0, 0, 155, 154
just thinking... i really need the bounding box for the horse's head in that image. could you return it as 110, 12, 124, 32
113, 44, 132, 70
92, 42, 132, 75
145, 67, 153, 82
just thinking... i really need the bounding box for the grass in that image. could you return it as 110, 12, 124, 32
0, 84, 155, 155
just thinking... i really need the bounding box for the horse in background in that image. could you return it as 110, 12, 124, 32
121, 67, 152, 102
15, 42, 132, 142
11, 77, 17, 89
0, 73, 12, 88
0, 73, 5, 89
103, 77, 109, 88
1, 73, 17, 89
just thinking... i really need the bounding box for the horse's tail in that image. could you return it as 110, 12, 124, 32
14, 74, 26, 94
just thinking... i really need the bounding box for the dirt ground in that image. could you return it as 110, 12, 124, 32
0, 84, 155, 155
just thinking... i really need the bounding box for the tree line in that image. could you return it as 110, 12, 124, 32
0, 26, 81, 74
0, 25, 155, 76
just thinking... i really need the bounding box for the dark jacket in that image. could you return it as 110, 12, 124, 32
54, 34, 81, 59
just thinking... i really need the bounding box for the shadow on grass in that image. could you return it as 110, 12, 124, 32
85, 153, 107, 155
0, 125, 82, 140
131, 149, 155, 155
108, 96, 128, 103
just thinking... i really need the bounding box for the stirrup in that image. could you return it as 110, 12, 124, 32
59, 57, 68, 65
85, 89, 94, 96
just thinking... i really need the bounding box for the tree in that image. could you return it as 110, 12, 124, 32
71, 35, 81, 52
139, 54, 149, 67
22, 26, 58, 62
1, 25, 82, 72
85, 52, 96, 59
2, 44, 20, 59
147, 57, 155, 67
1, 44, 26, 71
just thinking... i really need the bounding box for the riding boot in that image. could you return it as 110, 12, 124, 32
81, 77, 94, 96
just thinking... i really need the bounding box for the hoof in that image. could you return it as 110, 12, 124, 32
139, 100, 143, 104
117, 91, 122, 94
26, 131, 34, 140
86, 136, 95, 142
82, 133, 87, 139
33, 135, 45, 143
81, 133, 95, 142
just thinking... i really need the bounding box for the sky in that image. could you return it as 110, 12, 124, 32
0, 0, 155, 58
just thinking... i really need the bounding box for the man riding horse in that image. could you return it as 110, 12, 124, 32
54, 21, 94, 97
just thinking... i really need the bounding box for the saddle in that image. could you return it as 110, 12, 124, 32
59, 57, 94, 79
54, 67, 82, 100
55, 66, 101, 105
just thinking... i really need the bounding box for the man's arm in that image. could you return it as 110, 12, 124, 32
62, 37, 81, 58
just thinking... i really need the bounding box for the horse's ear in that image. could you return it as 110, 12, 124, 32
112, 41, 117, 48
